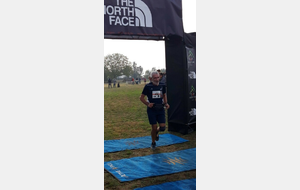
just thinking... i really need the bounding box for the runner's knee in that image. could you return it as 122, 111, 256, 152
159, 124, 166, 131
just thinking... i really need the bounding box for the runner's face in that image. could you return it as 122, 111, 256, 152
152, 74, 160, 85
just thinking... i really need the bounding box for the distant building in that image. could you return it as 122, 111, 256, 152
116, 75, 127, 79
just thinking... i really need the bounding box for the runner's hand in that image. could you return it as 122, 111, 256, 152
165, 103, 170, 110
148, 103, 154, 108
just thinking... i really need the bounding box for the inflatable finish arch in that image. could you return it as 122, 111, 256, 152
104, 0, 196, 134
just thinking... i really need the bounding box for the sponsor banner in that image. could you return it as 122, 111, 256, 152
104, 0, 184, 38
186, 46, 196, 122
186, 47, 196, 66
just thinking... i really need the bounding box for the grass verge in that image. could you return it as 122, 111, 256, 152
104, 83, 196, 190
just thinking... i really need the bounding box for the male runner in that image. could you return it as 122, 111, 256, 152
140, 71, 170, 149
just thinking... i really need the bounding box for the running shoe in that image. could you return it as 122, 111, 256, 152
151, 142, 156, 150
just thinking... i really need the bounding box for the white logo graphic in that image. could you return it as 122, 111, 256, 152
188, 71, 196, 79
104, 0, 153, 27
189, 108, 196, 116
107, 163, 128, 178
135, 0, 152, 27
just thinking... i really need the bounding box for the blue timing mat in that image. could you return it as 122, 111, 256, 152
134, 178, 196, 190
104, 133, 188, 153
104, 148, 196, 182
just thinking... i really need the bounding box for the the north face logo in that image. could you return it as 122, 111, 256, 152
104, 0, 153, 27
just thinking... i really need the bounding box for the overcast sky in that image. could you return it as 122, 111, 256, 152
103, 0, 196, 73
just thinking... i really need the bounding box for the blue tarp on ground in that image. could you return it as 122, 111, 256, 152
104, 134, 188, 153
134, 178, 196, 190
104, 148, 196, 182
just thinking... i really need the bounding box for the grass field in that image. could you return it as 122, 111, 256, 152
104, 82, 196, 190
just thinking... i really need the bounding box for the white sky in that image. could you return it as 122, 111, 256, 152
103, 0, 196, 73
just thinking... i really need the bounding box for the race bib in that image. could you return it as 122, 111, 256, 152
152, 91, 162, 98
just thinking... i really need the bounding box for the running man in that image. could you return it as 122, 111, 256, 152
139, 71, 170, 149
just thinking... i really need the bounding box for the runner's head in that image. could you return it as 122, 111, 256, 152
151, 71, 160, 86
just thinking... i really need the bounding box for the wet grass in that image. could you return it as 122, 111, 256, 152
104, 82, 196, 190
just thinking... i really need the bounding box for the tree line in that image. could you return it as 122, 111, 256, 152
104, 53, 165, 81
104, 53, 142, 80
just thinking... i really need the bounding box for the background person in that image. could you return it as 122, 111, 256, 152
108, 78, 112, 88
160, 73, 166, 86
113, 79, 116, 88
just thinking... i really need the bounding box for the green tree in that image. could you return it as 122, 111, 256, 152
104, 65, 110, 81
131, 61, 144, 78
137, 66, 143, 77
104, 53, 132, 80
122, 65, 133, 78
144, 70, 151, 79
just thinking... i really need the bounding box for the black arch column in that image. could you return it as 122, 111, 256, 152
165, 33, 196, 134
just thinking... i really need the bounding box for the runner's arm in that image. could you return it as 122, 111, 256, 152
140, 94, 153, 108
163, 93, 170, 109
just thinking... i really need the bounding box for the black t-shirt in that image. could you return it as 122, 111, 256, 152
141, 82, 166, 104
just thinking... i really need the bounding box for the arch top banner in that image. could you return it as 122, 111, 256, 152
104, 0, 184, 39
